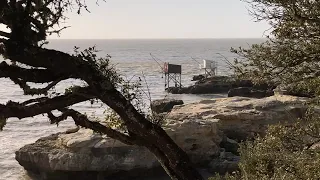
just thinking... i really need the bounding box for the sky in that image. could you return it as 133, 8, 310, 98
6, 0, 272, 39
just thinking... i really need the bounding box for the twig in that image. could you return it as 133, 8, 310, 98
0, 30, 10, 38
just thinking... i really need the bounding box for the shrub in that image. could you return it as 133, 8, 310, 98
210, 111, 320, 180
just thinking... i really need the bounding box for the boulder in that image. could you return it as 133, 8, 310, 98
219, 137, 239, 155
167, 76, 234, 94
150, 99, 184, 113
192, 74, 205, 81
16, 119, 222, 180
166, 76, 273, 95
168, 95, 309, 141
228, 87, 274, 98
208, 150, 240, 175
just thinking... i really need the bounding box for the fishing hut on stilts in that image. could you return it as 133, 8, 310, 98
150, 53, 183, 90
199, 59, 218, 78
163, 63, 182, 89
191, 57, 218, 78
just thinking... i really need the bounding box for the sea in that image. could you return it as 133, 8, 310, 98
0, 38, 265, 180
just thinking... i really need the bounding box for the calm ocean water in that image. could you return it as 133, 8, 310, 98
0, 39, 264, 180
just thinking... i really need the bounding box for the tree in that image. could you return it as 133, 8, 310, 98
0, 1, 203, 179
233, 0, 320, 96
208, 0, 320, 179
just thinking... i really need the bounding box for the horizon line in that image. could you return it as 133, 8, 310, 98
48, 37, 267, 40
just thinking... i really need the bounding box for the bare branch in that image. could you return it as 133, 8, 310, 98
48, 26, 70, 36
0, 38, 6, 44
0, 61, 74, 95
21, 97, 49, 106
0, 31, 10, 38
0, 61, 72, 83
47, 108, 139, 145
10, 77, 63, 95
0, 87, 95, 119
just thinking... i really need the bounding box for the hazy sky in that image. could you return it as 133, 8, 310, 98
45, 0, 270, 39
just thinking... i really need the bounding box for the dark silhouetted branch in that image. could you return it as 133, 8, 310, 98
21, 97, 49, 106
0, 30, 10, 38
47, 108, 138, 145
0, 87, 94, 119
5, 42, 92, 76
0, 61, 71, 83
10, 77, 62, 95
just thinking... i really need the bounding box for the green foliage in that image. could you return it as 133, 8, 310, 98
211, 111, 320, 180
208, 173, 237, 180
73, 47, 164, 127
215, 1, 320, 179
103, 108, 126, 131
64, 85, 83, 94
73, 46, 123, 87
233, 0, 320, 95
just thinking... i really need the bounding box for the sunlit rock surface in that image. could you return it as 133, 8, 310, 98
16, 95, 309, 179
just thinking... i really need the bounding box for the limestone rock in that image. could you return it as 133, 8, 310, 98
168, 95, 309, 141
150, 99, 184, 113
166, 76, 273, 95
219, 137, 239, 155
166, 76, 234, 94
16, 118, 221, 179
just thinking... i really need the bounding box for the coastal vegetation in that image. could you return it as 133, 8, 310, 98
233, 0, 320, 96
211, 0, 320, 179
210, 111, 320, 180
0, 1, 202, 179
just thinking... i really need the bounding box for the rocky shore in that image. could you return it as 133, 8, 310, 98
16, 95, 309, 180
166, 76, 275, 98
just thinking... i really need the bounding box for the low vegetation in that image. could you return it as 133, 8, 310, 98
211, 111, 320, 180
212, 0, 320, 179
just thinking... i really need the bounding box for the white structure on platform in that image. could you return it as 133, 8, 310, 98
199, 59, 217, 77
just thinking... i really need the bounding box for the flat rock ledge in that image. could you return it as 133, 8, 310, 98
16, 119, 222, 180
168, 95, 309, 141
16, 95, 310, 180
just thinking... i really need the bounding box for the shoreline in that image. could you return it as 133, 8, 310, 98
15, 95, 309, 180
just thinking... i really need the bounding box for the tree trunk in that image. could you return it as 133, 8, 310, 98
96, 90, 204, 180
146, 133, 204, 180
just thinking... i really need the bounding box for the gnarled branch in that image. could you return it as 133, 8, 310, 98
21, 97, 49, 106
10, 77, 62, 95
0, 61, 72, 83
0, 87, 95, 119
5, 41, 91, 76
48, 108, 139, 145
